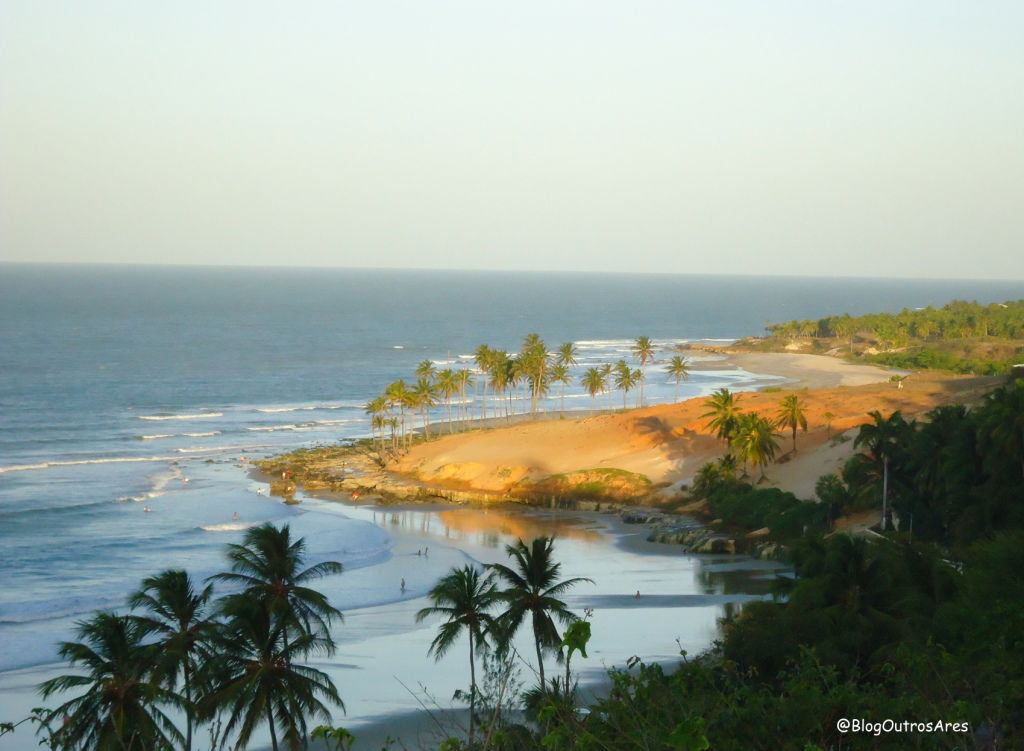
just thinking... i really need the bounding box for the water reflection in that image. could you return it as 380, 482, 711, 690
367, 505, 604, 547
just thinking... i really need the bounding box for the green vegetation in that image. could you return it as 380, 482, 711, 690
763, 299, 1024, 375
530, 468, 653, 502
12, 524, 345, 751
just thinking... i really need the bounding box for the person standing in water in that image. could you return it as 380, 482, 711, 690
400, 578, 406, 592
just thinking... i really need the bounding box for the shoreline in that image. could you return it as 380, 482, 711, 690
261, 357, 997, 518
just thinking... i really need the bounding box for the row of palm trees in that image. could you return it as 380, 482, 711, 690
416, 537, 591, 743
35, 525, 344, 751
364, 336, 692, 454
700, 389, 813, 481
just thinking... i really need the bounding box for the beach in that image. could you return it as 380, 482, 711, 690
0, 495, 785, 751
388, 354, 998, 504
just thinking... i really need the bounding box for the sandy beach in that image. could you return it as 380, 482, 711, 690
392, 355, 1000, 503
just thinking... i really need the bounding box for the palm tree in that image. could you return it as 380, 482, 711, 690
613, 360, 636, 409
556, 342, 578, 370
435, 369, 459, 433
701, 388, 742, 446
731, 413, 779, 481
854, 411, 909, 531
415, 566, 500, 742
415, 359, 436, 382
385, 380, 412, 450
520, 334, 548, 414
631, 337, 655, 406
128, 570, 215, 751
412, 377, 438, 438
205, 597, 342, 751
823, 411, 836, 440
549, 363, 571, 416
632, 368, 644, 408
456, 369, 475, 424
474, 345, 493, 420
581, 367, 603, 411
39, 612, 184, 751
664, 356, 690, 402
599, 363, 614, 410
979, 380, 1024, 481
488, 537, 592, 690
210, 524, 344, 648
363, 397, 388, 451
775, 394, 809, 452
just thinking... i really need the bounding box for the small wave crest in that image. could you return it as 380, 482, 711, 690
139, 412, 223, 421
138, 431, 221, 440
0, 456, 178, 474
200, 521, 258, 532
246, 424, 315, 432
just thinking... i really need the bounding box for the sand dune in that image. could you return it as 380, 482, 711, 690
396, 356, 1000, 501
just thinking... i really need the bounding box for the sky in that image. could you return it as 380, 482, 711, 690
1, 1, 1022, 279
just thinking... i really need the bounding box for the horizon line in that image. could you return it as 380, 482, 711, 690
1, 260, 1021, 285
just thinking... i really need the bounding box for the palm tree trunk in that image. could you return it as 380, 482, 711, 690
881, 456, 890, 531
266, 704, 279, 751
468, 631, 476, 742
534, 627, 546, 690
184, 670, 193, 751
792, 425, 797, 452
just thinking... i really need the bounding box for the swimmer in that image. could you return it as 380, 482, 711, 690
143, 506, 152, 513
635, 590, 640, 598
182, 477, 190, 484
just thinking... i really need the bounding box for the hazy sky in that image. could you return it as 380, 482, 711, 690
2, 2, 1022, 278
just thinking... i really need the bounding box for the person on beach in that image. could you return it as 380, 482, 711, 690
401, 578, 406, 592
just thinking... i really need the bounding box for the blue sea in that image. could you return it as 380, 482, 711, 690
0, 265, 1021, 677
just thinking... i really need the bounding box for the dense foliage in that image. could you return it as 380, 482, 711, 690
764, 299, 1024, 374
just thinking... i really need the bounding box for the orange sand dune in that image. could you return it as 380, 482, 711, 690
395, 359, 999, 501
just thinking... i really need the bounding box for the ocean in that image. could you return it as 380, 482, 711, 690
0, 264, 1021, 679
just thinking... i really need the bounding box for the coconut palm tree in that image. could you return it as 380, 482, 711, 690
632, 368, 644, 408
599, 363, 614, 410
210, 524, 343, 649
775, 394, 809, 452
487, 351, 512, 420
363, 397, 389, 451
854, 411, 910, 531
488, 537, 592, 690
474, 345, 493, 420
556, 342, 578, 370
613, 360, 636, 409
823, 411, 836, 439
415, 566, 500, 742
731, 413, 780, 481
204, 597, 342, 751
702, 388, 743, 446
385, 380, 413, 450
580, 367, 603, 411
435, 369, 459, 433
520, 334, 548, 414
127, 570, 216, 751
412, 377, 438, 438
549, 363, 571, 416
415, 359, 436, 382
39, 612, 184, 751
664, 356, 690, 402
631, 337, 655, 406
456, 369, 475, 424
